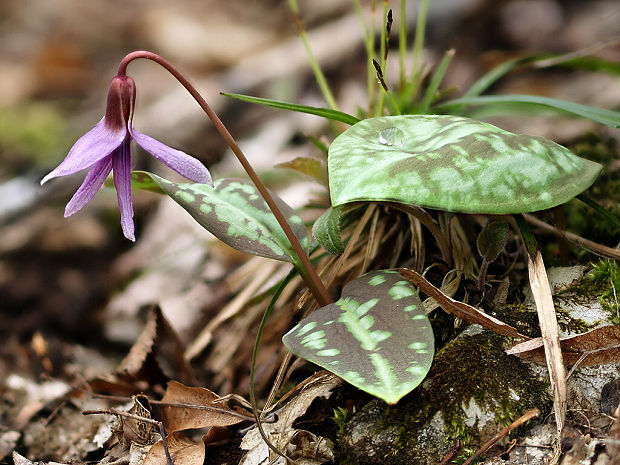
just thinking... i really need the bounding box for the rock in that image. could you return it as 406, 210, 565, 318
340, 265, 620, 464
341, 327, 552, 464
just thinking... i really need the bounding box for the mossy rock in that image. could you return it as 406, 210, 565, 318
340, 328, 551, 464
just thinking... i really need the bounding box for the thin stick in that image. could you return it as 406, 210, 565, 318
117, 51, 332, 308
439, 440, 461, 465
461, 408, 540, 465
83, 409, 173, 465
516, 215, 566, 464
523, 213, 620, 259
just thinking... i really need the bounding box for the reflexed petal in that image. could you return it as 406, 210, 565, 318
131, 129, 212, 185
64, 157, 113, 217
112, 140, 135, 241
41, 118, 127, 185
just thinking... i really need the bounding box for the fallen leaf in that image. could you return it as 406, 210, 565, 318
400, 268, 529, 340
270, 430, 334, 465
155, 380, 253, 432
507, 325, 620, 366
239, 371, 341, 465
117, 395, 159, 447
116, 306, 196, 386
144, 432, 205, 465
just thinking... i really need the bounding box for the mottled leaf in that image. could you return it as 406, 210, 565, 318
477, 220, 510, 262
507, 325, 620, 366
105, 171, 165, 194
134, 172, 308, 263
283, 270, 434, 404
328, 115, 602, 213
312, 206, 344, 255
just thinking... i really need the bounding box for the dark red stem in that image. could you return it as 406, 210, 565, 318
118, 51, 332, 307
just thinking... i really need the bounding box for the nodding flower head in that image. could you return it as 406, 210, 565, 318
41, 74, 212, 241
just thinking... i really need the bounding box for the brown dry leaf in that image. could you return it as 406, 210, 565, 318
116, 306, 195, 386
400, 268, 529, 340
117, 395, 159, 447
270, 430, 334, 465
156, 380, 253, 432
239, 371, 341, 465
143, 432, 205, 465
507, 325, 620, 366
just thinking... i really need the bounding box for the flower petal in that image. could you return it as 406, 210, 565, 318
64, 157, 113, 217
112, 140, 135, 241
131, 129, 213, 185
41, 118, 126, 185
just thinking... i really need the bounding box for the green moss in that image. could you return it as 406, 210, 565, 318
555, 306, 598, 333
492, 303, 541, 338
378, 332, 552, 452
333, 406, 356, 438
560, 259, 620, 324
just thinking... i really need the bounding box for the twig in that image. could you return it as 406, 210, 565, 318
461, 408, 540, 465
83, 408, 173, 465
523, 213, 620, 259
439, 439, 461, 465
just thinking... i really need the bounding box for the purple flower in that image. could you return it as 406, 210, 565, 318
41, 75, 212, 241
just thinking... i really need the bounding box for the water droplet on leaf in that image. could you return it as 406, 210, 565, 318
379, 127, 404, 146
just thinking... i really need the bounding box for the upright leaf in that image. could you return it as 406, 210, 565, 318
283, 270, 434, 404
328, 115, 602, 214
312, 206, 345, 255
477, 220, 511, 262
134, 172, 308, 263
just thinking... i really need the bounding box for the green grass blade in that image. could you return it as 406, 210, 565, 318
464, 53, 620, 100
464, 55, 543, 98
398, 0, 407, 88
222, 93, 360, 125
409, 0, 429, 100
577, 194, 620, 232
436, 94, 620, 129
249, 269, 297, 462
287, 0, 339, 110
419, 48, 455, 113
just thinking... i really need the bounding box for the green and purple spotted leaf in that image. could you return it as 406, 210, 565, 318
283, 270, 434, 404
328, 115, 602, 214
131, 171, 308, 263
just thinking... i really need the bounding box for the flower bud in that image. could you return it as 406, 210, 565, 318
104, 75, 136, 130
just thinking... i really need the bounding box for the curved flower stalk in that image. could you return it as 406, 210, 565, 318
41, 74, 212, 241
